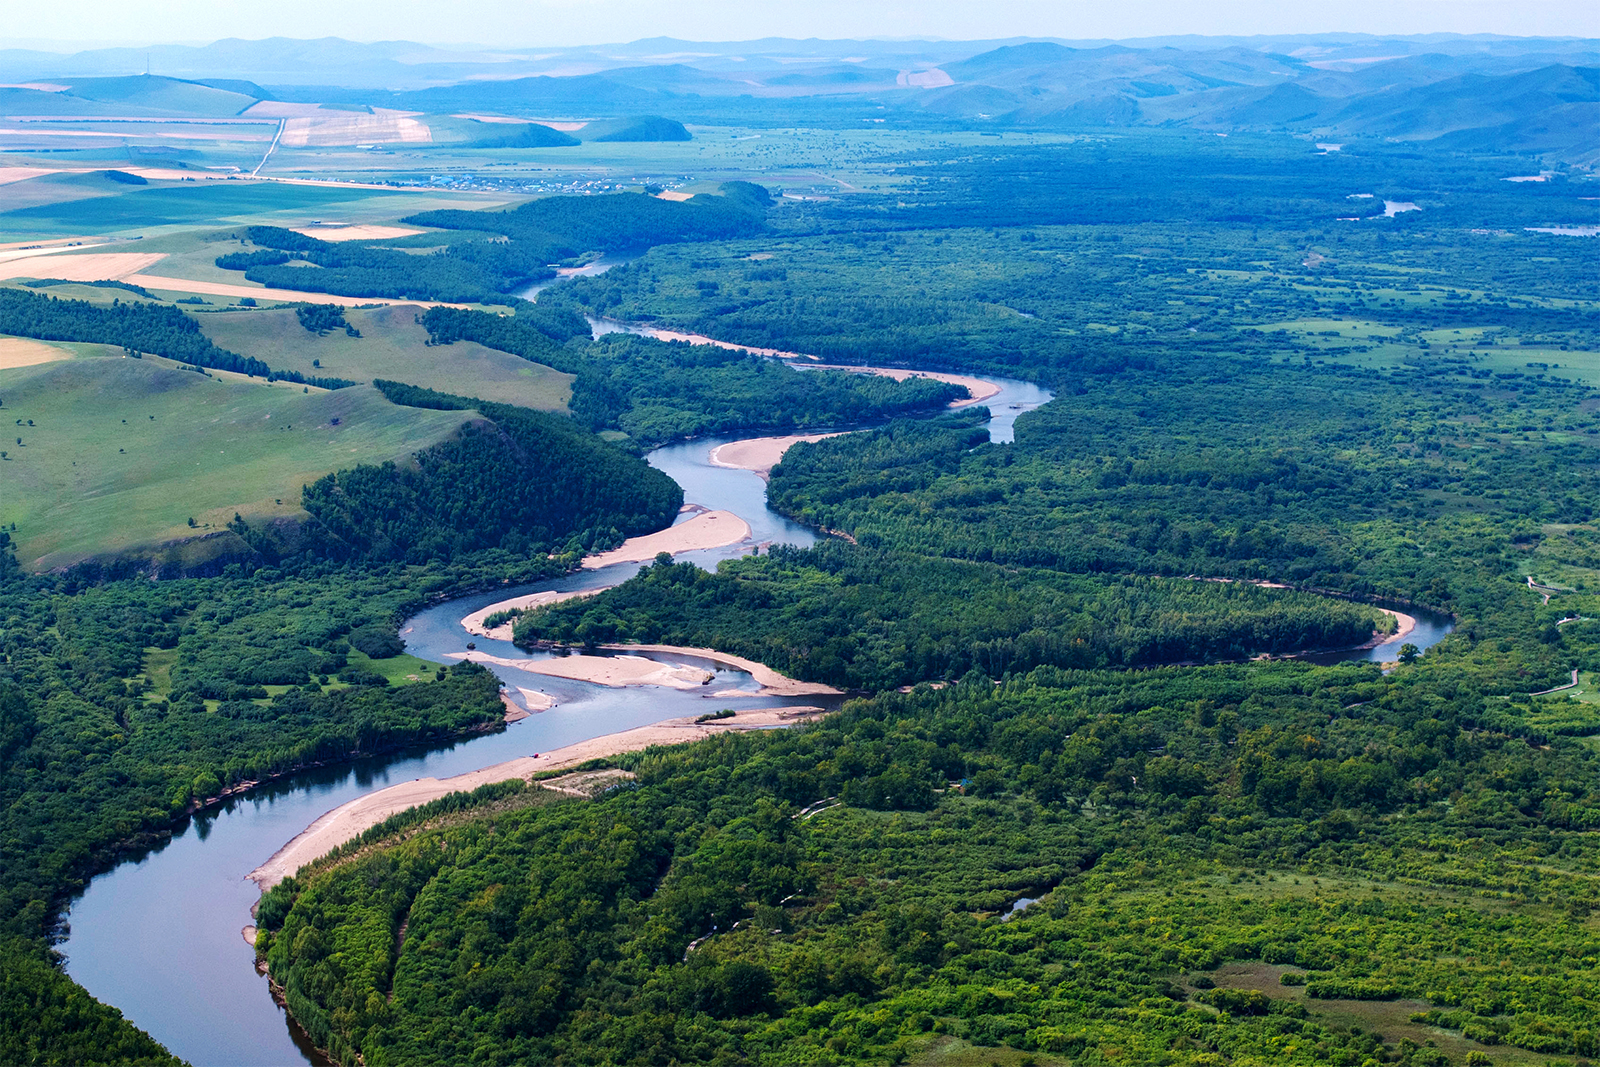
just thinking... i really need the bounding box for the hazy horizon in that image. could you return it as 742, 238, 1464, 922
3, 0, 1597, 53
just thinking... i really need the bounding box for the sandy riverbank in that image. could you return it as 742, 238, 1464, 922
462, 510, 750, 638
462, 588, 598, 640
246, 704, 826, 890
448, 648, 716, 689
581, 509, 751, 569
601, 319, 812, 360
1378, 609, 1416, 646
708, 432, 851, 476
596, 643, 844, 697
799, 363, 1001, 407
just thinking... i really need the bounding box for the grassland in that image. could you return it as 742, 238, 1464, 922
195, 305, 572, 410
0, 351, 472, 569
0, 173, 515, 239
244, 126, 1086, 200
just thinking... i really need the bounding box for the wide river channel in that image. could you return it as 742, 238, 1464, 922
59, 372, 1449, 1066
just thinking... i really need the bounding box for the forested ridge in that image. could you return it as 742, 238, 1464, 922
300, 392, 683, 562
404, 182, 771, 250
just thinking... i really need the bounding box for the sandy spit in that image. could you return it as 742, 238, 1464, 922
581, 509, 751, 569
247, 704, 826, 890
708, 432, 850, 477
516, 687, 557, 712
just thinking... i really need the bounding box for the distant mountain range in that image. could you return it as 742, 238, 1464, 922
0, 34, 1593, 162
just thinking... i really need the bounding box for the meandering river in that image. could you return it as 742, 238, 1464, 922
59, 376, 1050, 1066
58, 367, 1448, 1066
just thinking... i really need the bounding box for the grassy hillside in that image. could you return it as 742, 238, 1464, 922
0, 354, 470, 569
57, 75, 259, 116
0, 180, 514, 238
194, 305, 572, 410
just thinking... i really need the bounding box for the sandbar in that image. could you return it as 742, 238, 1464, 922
709, 432, 850, 477
800, 362, 1001, 407
1378, 609, 1416, 645
462, 510, 751, 642
447, 649, 715, 690
597, 643, 844, 697
247, 704, 826, 890
516, 687, 557, 712
581, 509, 751, 569
462, 588, 598, 640
0, 337, 71, 370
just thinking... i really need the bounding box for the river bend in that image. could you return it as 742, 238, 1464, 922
58, 371, 1449, 1065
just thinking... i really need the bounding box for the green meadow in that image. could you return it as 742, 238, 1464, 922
195, 304, 573, 410
0, 351, 471, 569
0, 176, 514, 237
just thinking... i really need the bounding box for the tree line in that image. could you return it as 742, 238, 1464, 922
0, 288, 355, 389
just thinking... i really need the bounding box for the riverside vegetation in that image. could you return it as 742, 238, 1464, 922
2, 131, 1598, 1065
253, 138, 1600, 1065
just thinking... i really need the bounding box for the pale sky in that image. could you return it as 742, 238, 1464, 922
3, 0, 1596, 50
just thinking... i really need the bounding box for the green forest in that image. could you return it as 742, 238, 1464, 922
419, 306, 965, 445
255, 661, 1600, 1066
515, 545, 1386, 689
211, 186, 773, 305
254, 136, 1600, 1066
1, 128, 1598, 1066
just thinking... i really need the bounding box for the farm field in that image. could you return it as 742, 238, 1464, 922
196, 304, 573, 410
0, 352, 471, 568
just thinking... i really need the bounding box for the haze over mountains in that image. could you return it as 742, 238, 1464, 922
0, 33, 1594, 162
